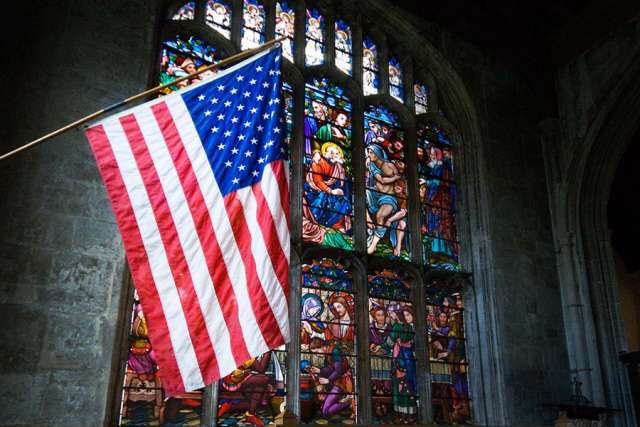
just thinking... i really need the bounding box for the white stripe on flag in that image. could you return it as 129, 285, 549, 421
164, 95, 270, 358
262, 164, 290, 264
133, 109, 237, 375
234, 185, 290, 340
102, 119, 205, 391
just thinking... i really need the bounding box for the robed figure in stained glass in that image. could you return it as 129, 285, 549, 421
390, 306, 417, 422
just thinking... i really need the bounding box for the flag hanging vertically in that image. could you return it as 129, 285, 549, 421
85, 46, 290, 396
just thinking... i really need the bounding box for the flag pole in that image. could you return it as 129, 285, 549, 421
0, 37, 286, 162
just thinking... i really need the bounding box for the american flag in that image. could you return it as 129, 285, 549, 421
85, 46, 290, 395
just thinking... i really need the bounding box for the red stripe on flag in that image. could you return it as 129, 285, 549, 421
151, 102, 251, 367
270, 160, 290, 227
223, 193, 285, 349
252, 181, 289, 297
119, 114, 221, 384
85, 124, 185, 393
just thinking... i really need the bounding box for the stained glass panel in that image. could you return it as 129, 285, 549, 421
118, 292, 203, 426
426, 283, 470, 424
282, 81, 294, 158
300, 259, 357, 423
206, 0, 232, 39
305, 9, 324, 65
335, 19, 353, 75
368, 270, 418, 424
242, 0, 265, 50
417, 124, 459, 270
414, 82, 429, 114
172, 1, 195, 20
388, 57, 404, 103
363, 36, 379, 95
159, 35, 222, 95
276, 1, 295, 61
364, 106, 410, 260
303, 79, 354, 250
216, 347, 288, 427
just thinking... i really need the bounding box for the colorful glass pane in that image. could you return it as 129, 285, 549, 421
426, 282, 470, 424
276, 1, 295, 61
364, 106, 409, 260
389, 57, 404, 102
335, 19, 353, 75
363, 36, 379, 95
206, 0, 232, 39
414, 82, 429, 114
242, 0, 265, 50
282, 81, 294, 158
305, 9, 324, 65
118, 292, 203, 426
303, 79, 354, 250
217, 346, 288, 427
417, 124, 459, 270
159, 35, 222, 95
368, 270, 418, 424
172, 1, 195, 20
300, 259, 357, 423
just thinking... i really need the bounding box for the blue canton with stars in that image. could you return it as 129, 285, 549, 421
182, 47, 285, 196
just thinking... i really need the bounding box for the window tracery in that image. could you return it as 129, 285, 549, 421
114, 2, 473, 425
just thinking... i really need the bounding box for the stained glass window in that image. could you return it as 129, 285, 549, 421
388, 57, 404, 102
206, 0, 232, 39
363, 36, 379, 95
364, 106, 410, 260
276, 1, 295, 61
159, 35, 222, 95
414, 82, 429, 114
426, 282, 470, 424
335, 19, 353, 75
305, 9, 324, 66
282, 81, 294, 158
300, 258, 357, 423
118, 292, 203, 426
368, 270, 418, 424
216, 346, 288, 426
417, 124, 460, 270
172, 1, 195, 20
242, 0, 265, 50
303, 78, 354, 250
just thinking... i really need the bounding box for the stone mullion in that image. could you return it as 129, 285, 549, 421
195, 0, 207, 23
353, 260, 372, 424
231, 0, 243, 48
285, 78, 306, 420
264, 0, 276, 40
352, 13, 363, 88
202, 382, 218, 427
378, 33, 389, 96
403, 56, 415, 112
405, 123, 421, 266
414, 275, 433, 424
351, 89, 367, 256
286, 253, 302, 418
324, 11, 335, 68
293, 0, 305, 67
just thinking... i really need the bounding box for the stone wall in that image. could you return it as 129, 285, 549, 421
0, 1, 158, 425
0, 0, 571, 425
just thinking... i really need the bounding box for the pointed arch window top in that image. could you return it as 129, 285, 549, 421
206, 0, 232, 39
242, 0, 265, 50
305, 9, 325, 66
414, 82, 430, 114
172, 1, 195, 20
335, 19, 353, 75
363, 36, 379, 95
276, 1, 296, 61
389, 57, 404, 103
